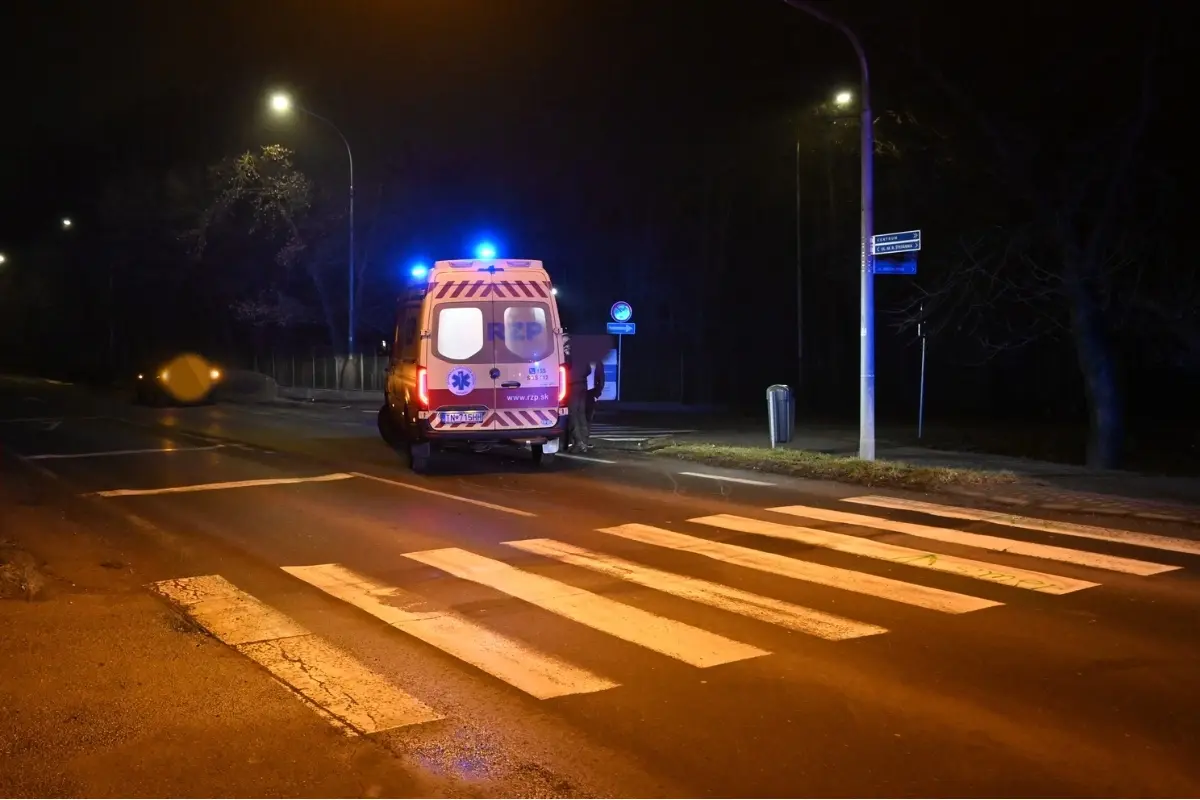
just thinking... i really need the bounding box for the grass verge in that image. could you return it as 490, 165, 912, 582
650, 443, 1019, 491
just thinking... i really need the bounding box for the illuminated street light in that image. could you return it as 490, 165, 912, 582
267, 89, 357, 387
783, 0, 877, 460
0, 253, 7, 264
834, 90, 853, 106
61, 217, 73, 229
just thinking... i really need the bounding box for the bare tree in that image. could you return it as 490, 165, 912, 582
895, 14, 1171, 468
193, 145, 343, 350
230, 289, 314, 330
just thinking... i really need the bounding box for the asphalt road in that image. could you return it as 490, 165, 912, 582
3, 377, 1200, 798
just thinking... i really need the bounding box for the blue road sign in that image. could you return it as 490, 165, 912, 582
871, 229, 921, 255
873, 252, 917, 275
607, 322, 636, 335
610, 301, 633, 323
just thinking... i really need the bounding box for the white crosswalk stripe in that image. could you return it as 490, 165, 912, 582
844, 496, 1200, 557
149, 499, 1186, 729
150, 575, 442, 735
505, 538, 887, 640
283, 563, 617, 699
403, 547, 769, 667
596, 524, 1001, 614
768, 503, 1177, 576
692, 514, 1099, 594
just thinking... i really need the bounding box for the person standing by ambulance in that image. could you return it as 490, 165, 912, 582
586, 353, 605, 428
565, 336, 597, 452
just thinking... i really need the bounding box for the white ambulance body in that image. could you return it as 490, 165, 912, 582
380, 258, 567, 472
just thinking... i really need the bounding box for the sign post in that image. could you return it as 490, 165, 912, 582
917, 303, 927, 439
870, 230, 927, 436
607, 302, 634, 401
871, 229, 920, 275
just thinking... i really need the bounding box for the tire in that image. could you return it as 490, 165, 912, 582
378, 404, 399, 446
408, 441, 432, 474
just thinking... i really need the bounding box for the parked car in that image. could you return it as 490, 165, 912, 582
134, 353, 223, 406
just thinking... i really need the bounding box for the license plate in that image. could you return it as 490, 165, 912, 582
439, 411, 486, 425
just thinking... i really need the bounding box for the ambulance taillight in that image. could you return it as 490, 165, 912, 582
417, 367, 429, 408
558, 366, 567, 404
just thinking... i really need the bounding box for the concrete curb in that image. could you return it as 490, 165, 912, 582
601, 439, 1200, 525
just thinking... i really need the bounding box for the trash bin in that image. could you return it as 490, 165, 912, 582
766, 384, 794, 448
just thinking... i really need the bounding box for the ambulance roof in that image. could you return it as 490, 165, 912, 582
431, 258, 546, 275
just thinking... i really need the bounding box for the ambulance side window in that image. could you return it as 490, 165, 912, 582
392, 307, 415, 360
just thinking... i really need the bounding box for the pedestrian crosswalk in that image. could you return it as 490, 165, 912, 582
506, 538, 886, 640
689, 513, 1099, 595
149, 496, 1197, 737
598, 521, 1000, 613
150, 575, 444, 736
281, 562, 615, 699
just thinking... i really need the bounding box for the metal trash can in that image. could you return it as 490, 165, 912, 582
766, 384, 794, 448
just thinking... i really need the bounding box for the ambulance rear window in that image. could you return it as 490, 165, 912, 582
496, 303, 552, 363
434, 305, 485, 361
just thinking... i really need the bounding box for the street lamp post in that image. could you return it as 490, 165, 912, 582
795, 89, 855, 402
795, 137, 803, 396
270, 92, 358, 389
781, 1, 876, 460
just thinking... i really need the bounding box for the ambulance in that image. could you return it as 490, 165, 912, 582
379, 258, 567, 472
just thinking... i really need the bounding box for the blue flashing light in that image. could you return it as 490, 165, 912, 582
409, 263, 428, 280
474, 241, 497, 259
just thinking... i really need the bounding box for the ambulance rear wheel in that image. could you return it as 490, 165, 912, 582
531, 443, 550, 466
378, 405, 400, 446
408, 441, 431, 474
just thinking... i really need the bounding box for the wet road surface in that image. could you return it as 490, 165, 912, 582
3, 378, 1200, 797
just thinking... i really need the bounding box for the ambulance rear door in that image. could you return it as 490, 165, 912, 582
424, 282, 496, 434
487, 274, 562, 434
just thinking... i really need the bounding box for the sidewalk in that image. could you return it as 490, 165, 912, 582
595, 419, 1200, 524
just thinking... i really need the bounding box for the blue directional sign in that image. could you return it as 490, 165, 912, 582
607, 321, 636, 335
871, 229, 921, 255
610, 301, 633, 323
873, 252, 917, 275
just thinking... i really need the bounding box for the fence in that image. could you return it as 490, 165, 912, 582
251, 344, 695, 401
252, 351, 389, 392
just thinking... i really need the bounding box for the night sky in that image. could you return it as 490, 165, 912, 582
4, 1, 1179, 239
10, 0, 1151, 242
1, 1, 820, 238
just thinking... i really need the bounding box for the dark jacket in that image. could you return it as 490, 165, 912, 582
567, 356, 592, 387
590, 360, 606, 398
